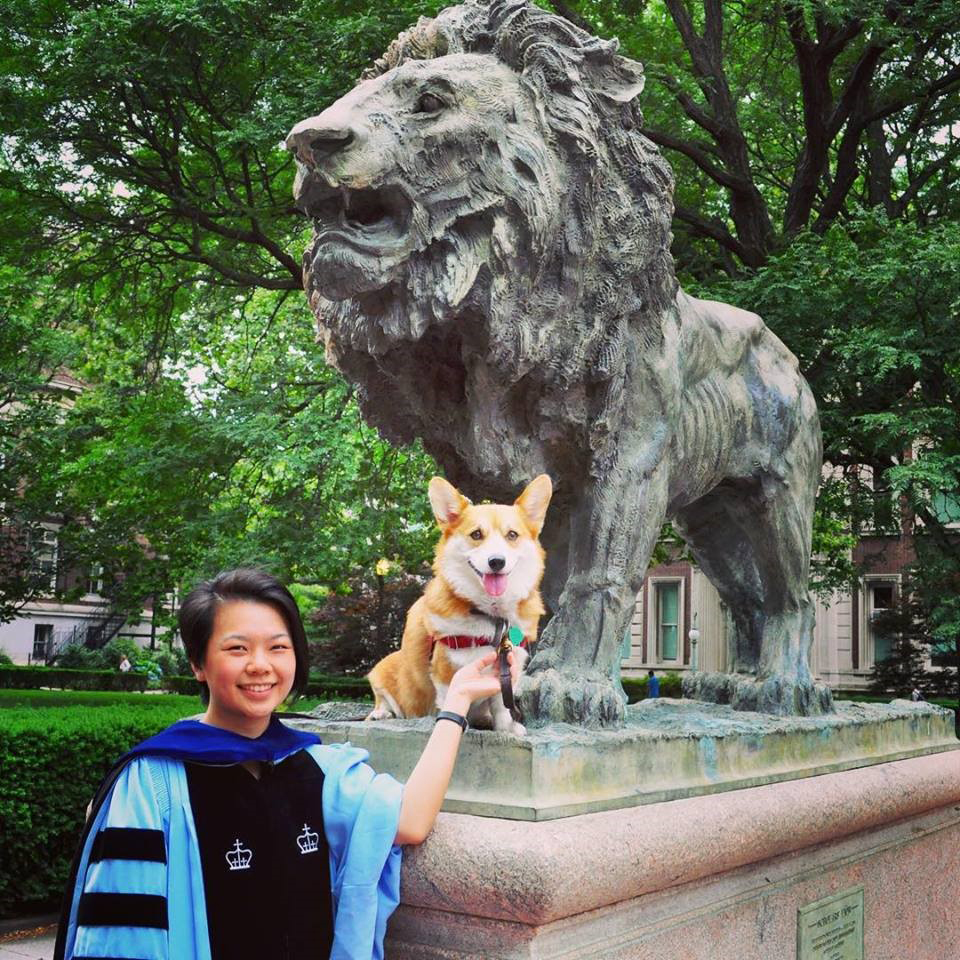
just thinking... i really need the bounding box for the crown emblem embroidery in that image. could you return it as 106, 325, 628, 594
225, 839, 252, 871
297, 823, 319, 855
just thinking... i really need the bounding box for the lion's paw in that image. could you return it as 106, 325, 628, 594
683, 671, 834, 716
516, 667, 626, 728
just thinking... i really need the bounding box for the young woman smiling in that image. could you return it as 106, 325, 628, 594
56, 568, 518, 960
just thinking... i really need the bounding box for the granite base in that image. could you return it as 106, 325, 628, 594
387, 750, 960, 959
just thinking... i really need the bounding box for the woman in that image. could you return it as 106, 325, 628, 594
56, 568, 517, 960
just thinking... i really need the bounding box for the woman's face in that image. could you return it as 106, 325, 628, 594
193, 600, 297, 737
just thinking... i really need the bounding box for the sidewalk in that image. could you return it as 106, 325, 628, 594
0, 926, 56, 960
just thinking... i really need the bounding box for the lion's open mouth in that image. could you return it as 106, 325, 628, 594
296, 177, 412, 251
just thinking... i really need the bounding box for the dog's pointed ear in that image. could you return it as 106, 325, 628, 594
516, 474, 552, 537
428, 476, 469, 529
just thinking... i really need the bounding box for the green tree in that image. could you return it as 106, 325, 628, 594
703, 214, 960, 631
868, 579, 957, 699
548, 0, 960, 606
0, 183, 82, 621
2, 0, 448, 293
2, 0, 958, 648
39, 290, 439, 615
551, 0, 960, 271
0, 0, 445, 618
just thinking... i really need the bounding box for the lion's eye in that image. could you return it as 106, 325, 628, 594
470, 529, 484, 541
506, 530, 519, 541
416, 92, 446, 114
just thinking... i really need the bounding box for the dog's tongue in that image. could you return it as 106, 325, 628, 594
483, 573, 508, 596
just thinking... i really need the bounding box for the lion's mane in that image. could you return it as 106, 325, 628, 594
308, 0, 678, 490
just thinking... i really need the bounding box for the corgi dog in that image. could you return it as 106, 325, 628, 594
366, 474, 552, 735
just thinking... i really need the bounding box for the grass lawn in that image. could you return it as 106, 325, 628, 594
0, 688, 349, 714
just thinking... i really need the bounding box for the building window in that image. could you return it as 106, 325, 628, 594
867, 581, 897, 665
34, 527, 59, 592
32, 624, 53, 662
851, 464, 898, 533
86, 563, 105, 596
655, 581, 681, 662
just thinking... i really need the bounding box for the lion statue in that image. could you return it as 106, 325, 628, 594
286, 0, 833, 726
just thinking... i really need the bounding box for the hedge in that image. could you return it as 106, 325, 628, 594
0, 665, 148, 692
163, 674, 201, 695
621, 672, 683, 703
306, 675, 371, 701
0, 689, 200, 710
2, 664, 685, 704
163, 674, 373, 700
166, 673, 691, 704
0, 701, 196, 918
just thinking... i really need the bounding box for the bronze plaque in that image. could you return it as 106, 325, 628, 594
797, 887, 864, 960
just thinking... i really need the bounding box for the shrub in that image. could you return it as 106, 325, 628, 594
304, 675, 372, 701
150, 648, 181, 677
51, 644, 110, 671
0, 650, 13, 666
100, 637, 142, 669
621, 671, 683, 703
163, 674, 201, 695
309, 570, 428, 675
0, 701, 196, 917
0, 665, 148, 692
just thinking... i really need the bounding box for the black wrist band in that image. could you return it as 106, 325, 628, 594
435, 710, 468, 731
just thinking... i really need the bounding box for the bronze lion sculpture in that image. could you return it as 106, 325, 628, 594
286, 0, 833, 726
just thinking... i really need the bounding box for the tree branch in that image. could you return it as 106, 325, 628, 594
893, 142, 960, 217
659, 1, 775, 261
649, 70, 725, 139
643, 128, 745, 190
673, 204, 753, 263
547, 0, 593, 34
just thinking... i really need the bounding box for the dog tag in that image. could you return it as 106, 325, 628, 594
508, 626, 523, 646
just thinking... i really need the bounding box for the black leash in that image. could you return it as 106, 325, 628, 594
493, 616, 522, 723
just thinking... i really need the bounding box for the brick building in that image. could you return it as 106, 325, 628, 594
622, 523, 955, 693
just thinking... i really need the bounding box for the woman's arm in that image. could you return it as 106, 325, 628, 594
394, 651, 516, 845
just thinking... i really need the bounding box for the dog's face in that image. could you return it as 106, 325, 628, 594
428, 474, 552, 612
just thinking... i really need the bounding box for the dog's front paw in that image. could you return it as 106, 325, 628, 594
492, 711, 526, 736
365, 706, 391, 721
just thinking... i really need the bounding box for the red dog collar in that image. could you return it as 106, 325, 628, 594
432, 635, 528, 650
433, 635, 494, 650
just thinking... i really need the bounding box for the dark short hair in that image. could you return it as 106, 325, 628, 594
178, 568, 310, 705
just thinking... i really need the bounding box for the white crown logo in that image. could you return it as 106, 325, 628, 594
297, 823, 319, 855
225, 838, 253, 871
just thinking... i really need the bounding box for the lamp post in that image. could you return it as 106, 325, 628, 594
688, 612, 700, 672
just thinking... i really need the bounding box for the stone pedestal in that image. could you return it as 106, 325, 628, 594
390, 750, 960, 959
295, 699, 957, 819
290, 701, 960, 958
